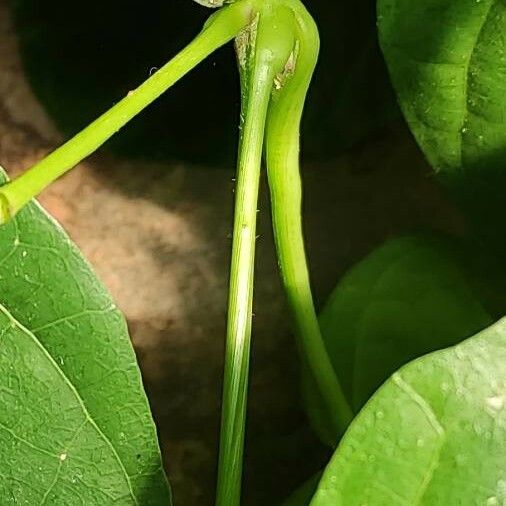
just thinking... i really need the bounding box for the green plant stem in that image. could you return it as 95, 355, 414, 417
216, 7, 295, 505
265, 6, 353, 437
0, 1, 253, 223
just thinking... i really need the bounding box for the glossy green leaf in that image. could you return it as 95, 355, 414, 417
311, 317, 506, 505
378, 0, 506, 175
303, 235, 491, 445
0, 169, 170, 504
377, 0, 506, 251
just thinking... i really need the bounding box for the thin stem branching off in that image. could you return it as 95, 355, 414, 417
0, 1, 253, 223
265, 3, 353, 438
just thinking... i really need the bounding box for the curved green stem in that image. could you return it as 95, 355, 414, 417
0, 1, 253, 224
265, 4, 353, 438
216, 7, 296, 505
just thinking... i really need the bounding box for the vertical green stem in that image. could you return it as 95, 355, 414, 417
265, 7, 353, 437
0, 1, 252, 223
216, 8, 295, 505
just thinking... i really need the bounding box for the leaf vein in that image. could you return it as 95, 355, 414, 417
0, 421, 57, 459
392, 373, 446, 505
0, 304, 138, 505
459, 0, 497, 167
30, 306, 117, 333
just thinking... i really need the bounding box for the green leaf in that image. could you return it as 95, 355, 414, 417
377, 0, 506, 250
0, 168, 170, 504
303, 235, 491, 446
310, 317, 506, 505
12, 0, 395, 164
378, 0, 506, 175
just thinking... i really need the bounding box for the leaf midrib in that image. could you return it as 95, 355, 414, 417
392, 373, 446, 505
0, 302, 138, 505
459, 0, 497, 168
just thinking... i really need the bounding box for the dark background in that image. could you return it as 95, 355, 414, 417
10, 0, 396, 164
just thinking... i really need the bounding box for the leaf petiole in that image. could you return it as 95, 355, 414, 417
265, 2, 353, 438
0, 0, 253, 224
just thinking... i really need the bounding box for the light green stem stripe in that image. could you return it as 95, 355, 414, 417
216, 53, 272, 506
216, 8, 296, 505
0, 1, 253, 220
265, 7, 353, 437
